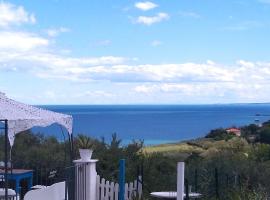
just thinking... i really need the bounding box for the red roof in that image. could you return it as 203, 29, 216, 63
226, 128, 241, 132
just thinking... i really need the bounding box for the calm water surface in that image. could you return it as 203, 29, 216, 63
36, 104, 270, 145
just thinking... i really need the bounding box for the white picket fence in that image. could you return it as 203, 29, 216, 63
96, 175, 142, 200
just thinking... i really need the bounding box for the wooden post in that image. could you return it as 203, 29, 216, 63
177, 162, 185, 200
119, 159, 125, 200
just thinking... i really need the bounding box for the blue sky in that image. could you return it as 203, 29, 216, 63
1, 0, 270, 104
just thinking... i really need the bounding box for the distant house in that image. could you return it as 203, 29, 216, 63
226, 128, 241, 137
247, 135, 257, 143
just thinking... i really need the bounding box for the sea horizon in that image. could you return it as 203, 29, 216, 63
37, 102, 270, 106
33, 104, 270, 146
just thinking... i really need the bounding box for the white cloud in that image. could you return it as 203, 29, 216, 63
44, 90, 57, 100
178, 11, 201, 18
151, 40, 162, 46
0, 2, 36, 27
0, 31, 48, 51
134, 85, 157, 93
135, 83, 220, 95
0, 50, 128, 82
1, 2, 270, 104
222, 21, 263, 31
2, 49, 270, 103
132, 80, 270, 103
94, 40, 111, 47
135, 1, 158, 11
0, 21, 268, 91
258, 0, 270, 4
136, 12, 169, 25
46, 27, 70, 37
3, 48, 270, 95
83, 90, 115, 98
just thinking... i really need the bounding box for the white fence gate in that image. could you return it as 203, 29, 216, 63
96, 175, 142, 200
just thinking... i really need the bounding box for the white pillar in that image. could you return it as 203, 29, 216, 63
74, 159, 98, 200
177, 162, 185, 200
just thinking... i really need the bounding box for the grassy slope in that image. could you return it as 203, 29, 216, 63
142, 142, 204, 154
142, 137, 249, 157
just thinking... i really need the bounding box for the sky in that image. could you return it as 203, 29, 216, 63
1, 0, 270, 104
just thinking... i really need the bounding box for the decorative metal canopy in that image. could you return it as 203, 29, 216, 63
0, 92, 73, 146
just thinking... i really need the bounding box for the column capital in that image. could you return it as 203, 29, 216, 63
73, 159, 98, 164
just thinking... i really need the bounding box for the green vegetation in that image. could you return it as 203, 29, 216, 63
141, 121, 270, 199
76, 134, 95, 149
205, 128, 234, 141
142, 142, 204, 155
1, 121, 270, 199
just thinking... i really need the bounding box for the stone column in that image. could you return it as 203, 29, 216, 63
74, 159, 98, 200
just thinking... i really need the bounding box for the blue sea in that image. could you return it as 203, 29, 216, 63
37, 104, 270, 145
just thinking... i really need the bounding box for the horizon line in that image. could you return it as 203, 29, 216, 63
37, 102, 270, 106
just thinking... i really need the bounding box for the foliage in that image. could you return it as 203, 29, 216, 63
205, 128, 235, 141
76, 134, 95, 149
0, 131, 144, 184
259, 127, 270, 144
2, 122, 270, 198
142, 142, 204, 155
241, 124, 260, 137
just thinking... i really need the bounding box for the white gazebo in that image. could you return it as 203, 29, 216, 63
0, 92, 73, 199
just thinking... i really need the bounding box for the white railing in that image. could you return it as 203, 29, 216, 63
96, 175, 142, 200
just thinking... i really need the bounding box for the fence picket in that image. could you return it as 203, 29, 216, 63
129, 182, 134, 200
105, 181, 110, 200
138, 176, 142, 199
96, 175, 100, 200
96, 175, 142, 200
125, 183, 128, 200
115, 183, 119, 200
101, 178, 105, 200
133, 180, 137, 198
109, 182, 114, 200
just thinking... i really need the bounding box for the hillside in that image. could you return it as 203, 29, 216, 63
143, 137, 249, 158
143, 121, 270, 158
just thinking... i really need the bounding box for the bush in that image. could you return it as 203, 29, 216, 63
259, 127, 270, 144
205, 128, 234, 141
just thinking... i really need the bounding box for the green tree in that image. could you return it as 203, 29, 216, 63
205, 128, 234, 141
259, 127, 270, 144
